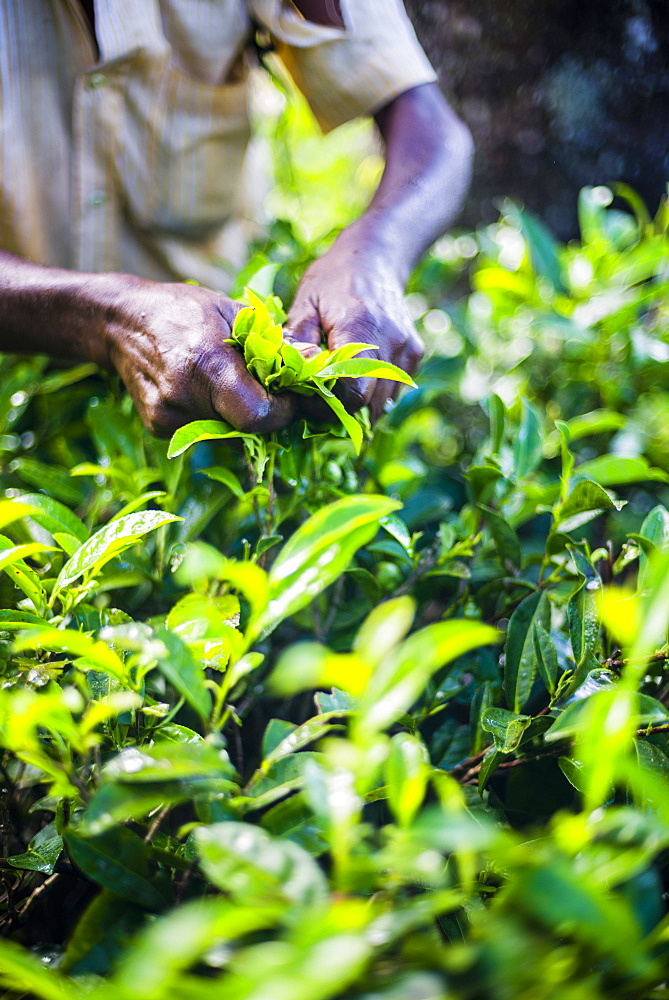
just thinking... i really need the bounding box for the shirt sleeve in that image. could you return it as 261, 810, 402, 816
246, 0, 437, 131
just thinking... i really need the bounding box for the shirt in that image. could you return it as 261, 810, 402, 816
0, 1, 436, 291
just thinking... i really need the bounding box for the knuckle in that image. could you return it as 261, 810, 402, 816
233, 400, 273, 434
406, 336, 425, 370
356, 309, 382, 343
144, 403, 166, 436
333, 308, 380, 350
340, 382, 368, 413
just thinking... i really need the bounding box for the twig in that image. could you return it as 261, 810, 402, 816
143, 804, 171, 844
395, 543, 441, 597
456, 721, 669, 785
232, 719, 244, 778
17, 873, 59, 922
450, 747, 489, 778
602, 651, 668, 672
175, 859, 197, 904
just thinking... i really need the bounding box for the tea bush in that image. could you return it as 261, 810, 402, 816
0, 185, 669, 999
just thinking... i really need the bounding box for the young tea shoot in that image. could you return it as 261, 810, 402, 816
226, 288, 416, 452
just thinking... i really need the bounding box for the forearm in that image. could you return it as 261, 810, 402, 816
0, 251, 293, 435
0, 250, 138, 367
334, 83, 474, 286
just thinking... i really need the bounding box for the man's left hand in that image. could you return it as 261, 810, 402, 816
284, 243, 423, 422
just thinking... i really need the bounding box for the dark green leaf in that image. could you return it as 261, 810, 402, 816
314, 688, 356, 714
568, 576, 601, 670
546, 692, 669, 743
199, 465, 245, 498
6, 828, 63, 874
504, 590, 549, 712
262, 719, 296, 759
478, 744, 506, 795
241, 752, 321, 812
487, 393, 506, 455
261, 794, 327, 855
64, 827, 172, 910
480, 504, 522, 569
512, 400, 543, 478
481, 707, 532, 753
62, 889, 147, 977
556, 479, 622, 533
532, 621, 559, 695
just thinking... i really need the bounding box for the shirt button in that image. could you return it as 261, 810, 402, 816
89, 191, 107, 209
88, 72, 106, 89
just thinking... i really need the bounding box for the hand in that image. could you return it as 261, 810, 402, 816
284, 245, 423, 422
102, 278, 295, 437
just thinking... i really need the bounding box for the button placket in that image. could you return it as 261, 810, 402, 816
71, 70, 120, 273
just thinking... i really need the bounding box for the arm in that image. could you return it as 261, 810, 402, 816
0, 252, 294, 436
285, 82, 474, 419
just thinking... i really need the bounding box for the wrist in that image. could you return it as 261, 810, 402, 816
329, 218, 411, 289
77, 272, 149, 370
0, 252, 151, 368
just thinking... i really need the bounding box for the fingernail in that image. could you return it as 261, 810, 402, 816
289, 342, 322, 359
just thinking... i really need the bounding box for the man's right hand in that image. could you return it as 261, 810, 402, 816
0, 254, 294, 437
103, 279, 294, 437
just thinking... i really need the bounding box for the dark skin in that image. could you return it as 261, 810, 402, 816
285, 83, 473, 421
0, 33, 473, 436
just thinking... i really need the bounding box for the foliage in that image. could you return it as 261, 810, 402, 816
1, 179, 669, 999
226, 287, 414, 452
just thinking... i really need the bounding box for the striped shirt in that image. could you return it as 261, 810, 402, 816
0, 1, 435, 291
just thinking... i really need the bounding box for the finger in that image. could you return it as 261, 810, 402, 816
372, 337, 422, 419
365, 335, 421, 423
335, 374, 374, 413
147, 405, 192, 439
295, 393, 335, 423
130, 378, 190, 439
400, 331, 425, 377
284, 313, 323, 348
290, 342, 322, 361
368, 378, 399, 424
215, 297, 244, 327
206, 348, 296, 433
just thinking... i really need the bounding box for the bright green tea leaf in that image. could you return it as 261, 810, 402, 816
257, 495, 401, 637
55, 510, 181, 590
167, 420, 250, 459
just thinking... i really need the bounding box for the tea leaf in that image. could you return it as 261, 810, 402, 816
64, 827, 172, 910
167, 419, 250, 458
55, 510, 181, 590
257, 495, 400, 637
504, 591, 549, 712
481, 707, 532, 753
